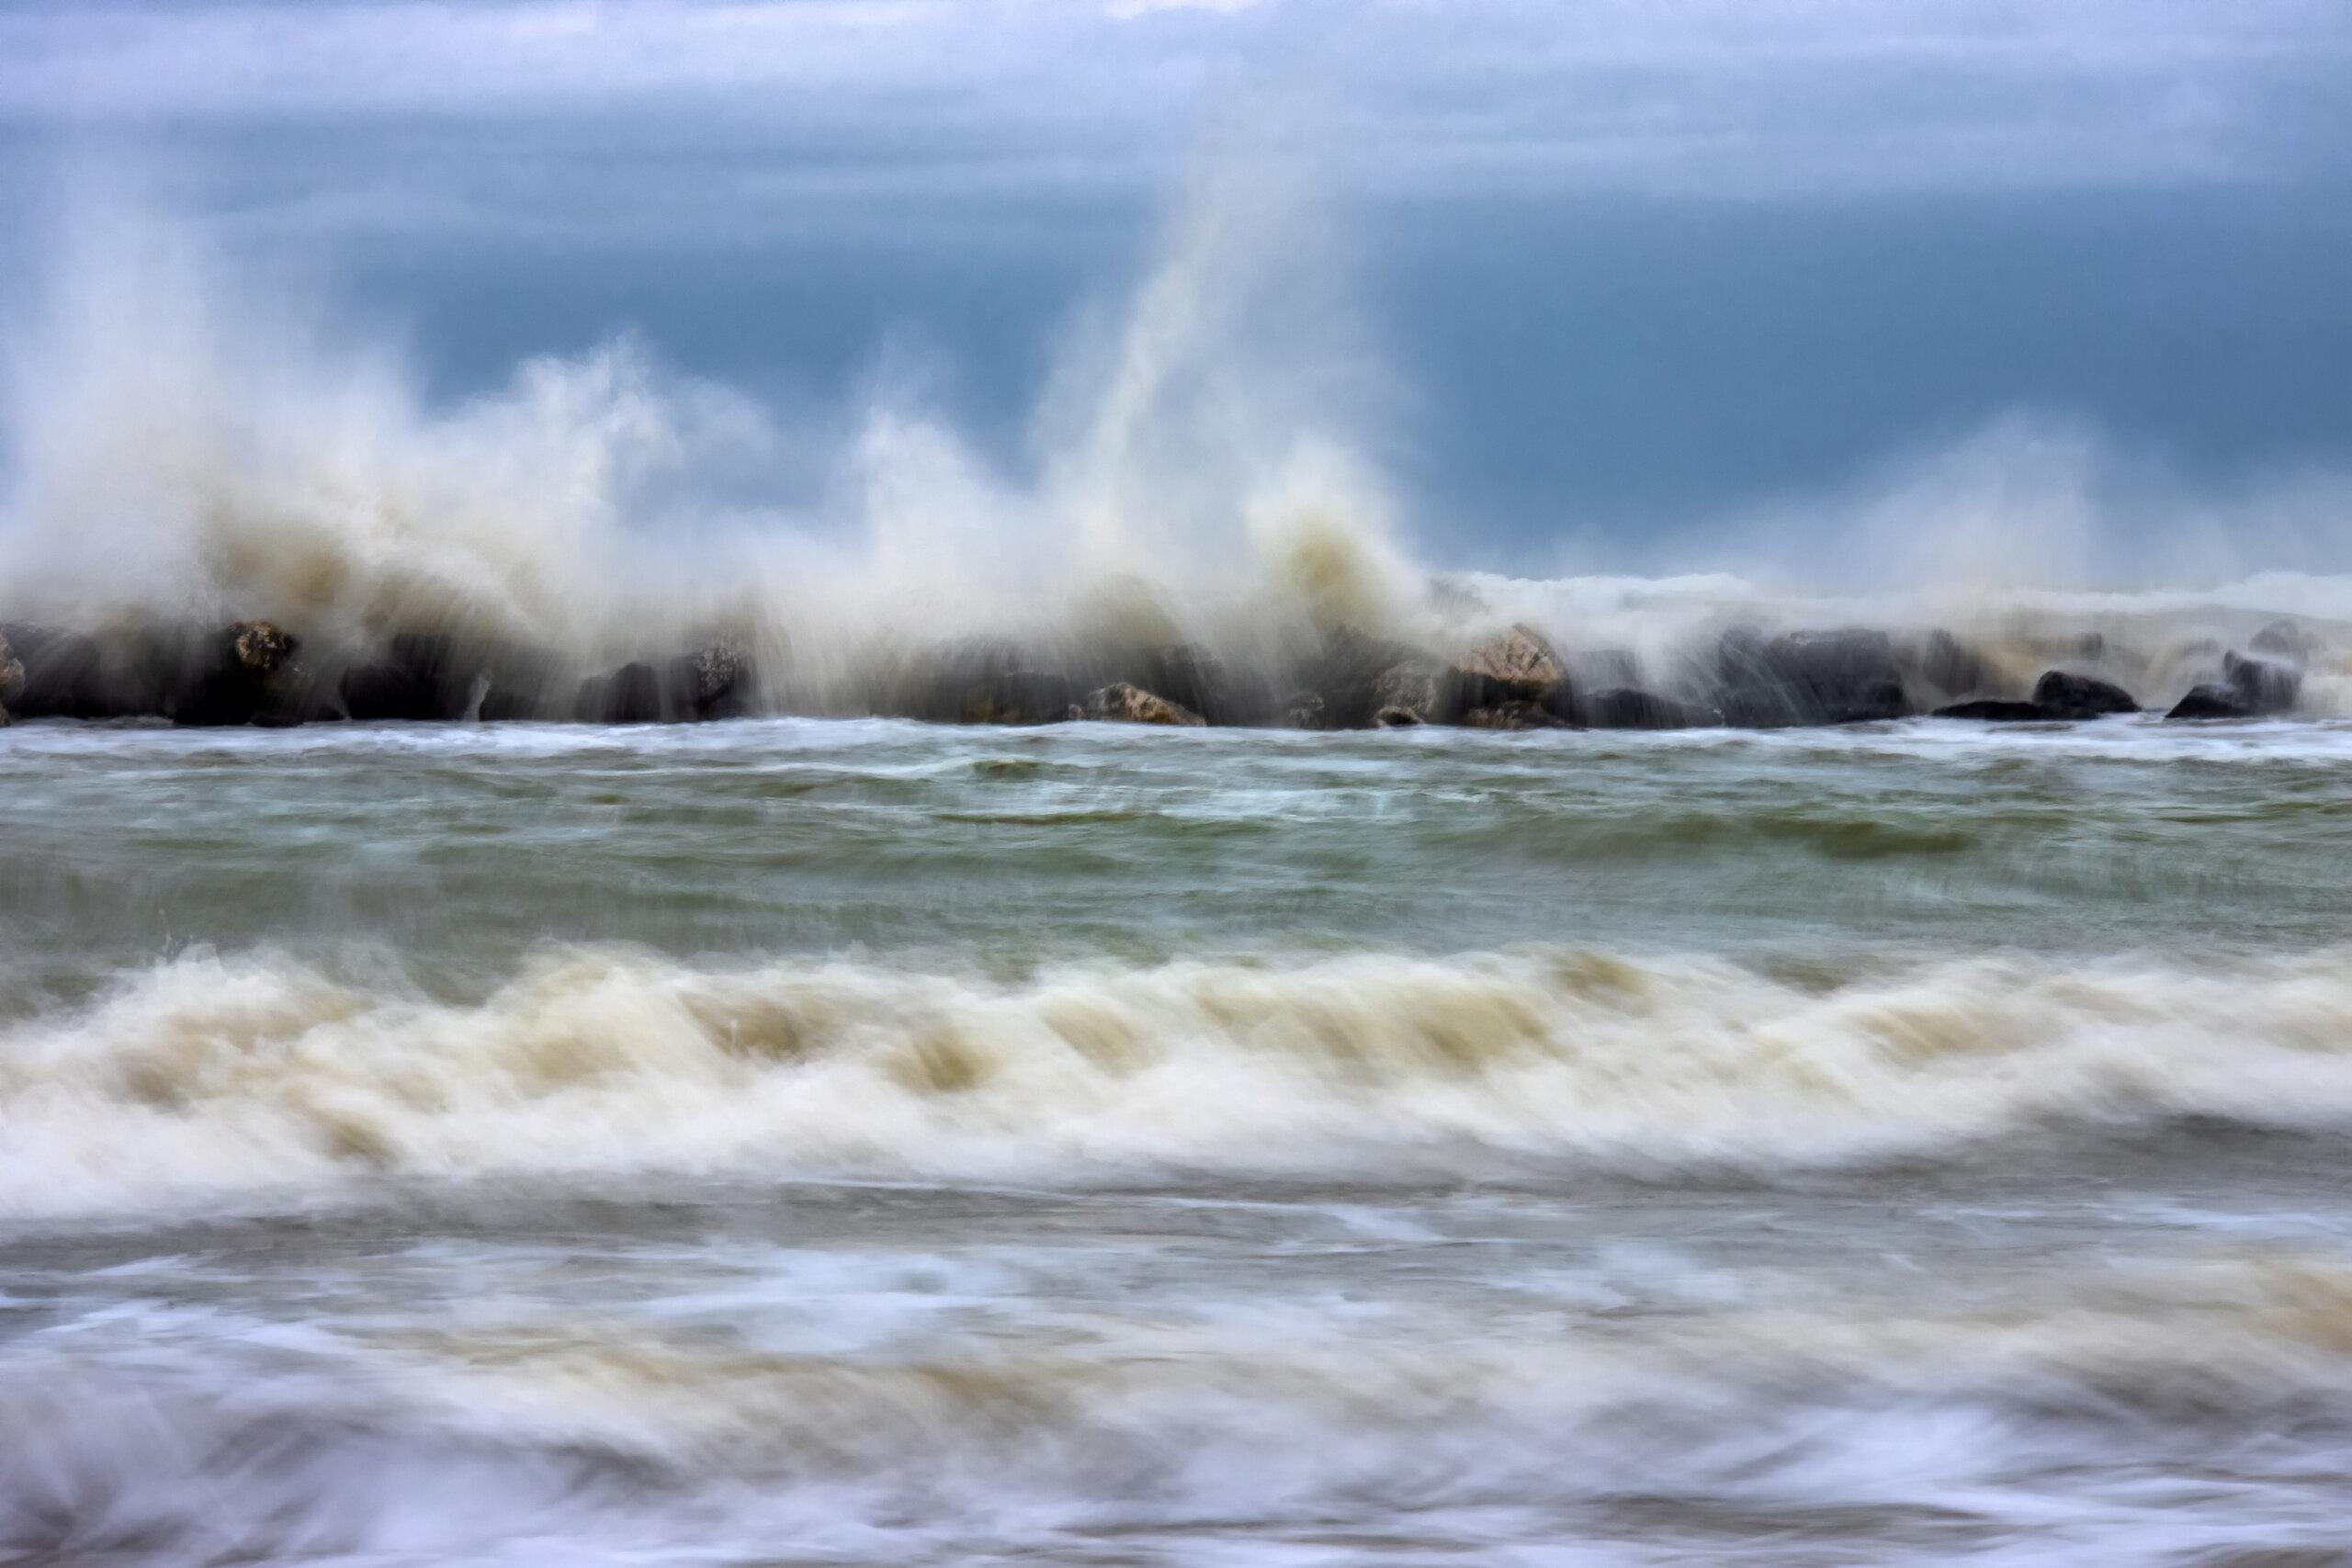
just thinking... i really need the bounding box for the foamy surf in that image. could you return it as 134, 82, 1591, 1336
6, 942, 2351, 1219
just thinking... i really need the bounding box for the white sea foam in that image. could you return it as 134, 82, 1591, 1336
7, 942, 2352, 1218
5, 187, 2350, 713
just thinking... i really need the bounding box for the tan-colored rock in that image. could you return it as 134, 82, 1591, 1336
1455, 623, 1566, 699
0, 628, 22, 709
226, 621, 298, 683
1081, 682, 1205, 727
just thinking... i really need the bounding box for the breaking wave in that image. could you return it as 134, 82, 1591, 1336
9, 942, 2352, 1217
6, 192, 2352, 726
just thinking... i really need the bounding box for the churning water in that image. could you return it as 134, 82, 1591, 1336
6, 713, 2352, 1564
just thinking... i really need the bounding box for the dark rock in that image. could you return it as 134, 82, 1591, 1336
2031, 671, 2138, 718
1582, 687, 1709, 729
339, 633, 468, 721
340, 661, 444, 722
0, 629, 23, 713
2249, 620, 2323, 663
341, 631, 565, 723
2224, 651, 2300, 715
1281, 691, 1329, 730
1934, 699, 2056, 722
1369, 660, 1452, 727
960, 670, 1075, 725
666, 635, 761, 721
1567, 649, 1641, 694
174, 621, 308, 727
1911, 629, 1996, 703
1, 623, 107, 718
1292, 626, 1458, 728
1715, 627, 1910, 727
1125, 643, 1268, 727
1080, 682, 1204, 727
2030, 631, 2107, 663
1460, 701, 1574, 730
896, 638, 1073, 725
1372, 705, 1423, 728
575, 661, 664, 724
2166, 683, 2256, 721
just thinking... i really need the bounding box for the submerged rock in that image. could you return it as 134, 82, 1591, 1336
1373, 705, 1424, 728
1080, 682, 1204, 727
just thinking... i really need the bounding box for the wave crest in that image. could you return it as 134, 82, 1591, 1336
8, 943, 2352, 1215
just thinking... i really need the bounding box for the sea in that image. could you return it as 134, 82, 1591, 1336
6, 709, 2352, 1565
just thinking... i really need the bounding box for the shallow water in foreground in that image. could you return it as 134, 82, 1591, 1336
5, 716, 2352, 1564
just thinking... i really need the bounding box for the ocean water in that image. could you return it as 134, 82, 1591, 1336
6, 713, 2352, 1565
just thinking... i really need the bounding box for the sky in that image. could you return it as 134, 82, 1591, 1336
3, 0, 2350, 570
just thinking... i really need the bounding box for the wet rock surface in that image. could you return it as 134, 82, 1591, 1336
1580, 687, 1710, 730
1080, 682, 1204, 727
1716, 628, 1911, 727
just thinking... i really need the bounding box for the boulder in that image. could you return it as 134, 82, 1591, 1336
1454, 624, 1567, 707
1461, 701, 1574, 730
0, 623, 107, 718
2224, 650, 2300, 715
2166, 683, 2256, 721
1122, 643, 1269, 727
1715, 627, 1910, 727
174, 621, 309, 727
1582, 687, 1709, 730
0, 628, 23, 711
1369, 660, 1451, 727
339, 632, 480, 722
2032, 670, 2138, 717
2249, 620, 2323, 663
1567, 649, 1641, 694
1282, 691, 1329, 730
960, 670, 1075, 725
1286, 626, 1459, 729
666, 635, 761, 721
1080, 682, 1204, 727
574, 661, 663, 724
1372, 705, 1424, 728
1909, 629, 1996, 703
897, 638, 1075, 725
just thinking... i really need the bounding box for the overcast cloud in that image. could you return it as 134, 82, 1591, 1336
4, 0, 2349, 240
3, 1, 2349, 554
